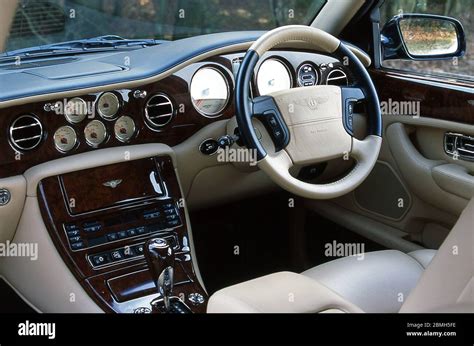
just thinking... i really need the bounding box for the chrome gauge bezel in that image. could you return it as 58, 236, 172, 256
53, 125, 77, 153
114, 115, 136, 143
97, 92, 121, 120
190, 66, 230, 118
84, 119, 108, 147
64, 97, 88, 124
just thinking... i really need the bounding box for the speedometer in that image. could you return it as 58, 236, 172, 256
53, 126, 77, 153
190, 67, 229, 117
84, 120, 107, 147
257, 59, 292, 95
114, 116, 135, 142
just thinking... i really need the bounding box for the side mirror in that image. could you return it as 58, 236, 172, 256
381, 13, 466, 61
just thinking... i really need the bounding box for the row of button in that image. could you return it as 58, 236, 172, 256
89, 243, 145, 267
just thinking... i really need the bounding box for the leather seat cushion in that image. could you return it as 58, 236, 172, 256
302, 249, 436, 313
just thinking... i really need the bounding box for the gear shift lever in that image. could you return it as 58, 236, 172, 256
144, 238, 175, 311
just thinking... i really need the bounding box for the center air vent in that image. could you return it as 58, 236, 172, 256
145, 93, 175, 129
9, 114, 43, 151
326, 69, 349, 86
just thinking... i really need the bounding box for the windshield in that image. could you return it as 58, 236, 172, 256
4, 0, 326, 53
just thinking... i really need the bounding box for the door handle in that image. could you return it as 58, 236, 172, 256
444, 132, 474, 161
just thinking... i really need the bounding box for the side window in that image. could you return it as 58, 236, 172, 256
379, 0, 473, 82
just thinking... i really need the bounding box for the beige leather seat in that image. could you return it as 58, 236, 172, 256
208, 198, 473, 313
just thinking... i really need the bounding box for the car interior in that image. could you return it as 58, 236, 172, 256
0, 0, 472, 316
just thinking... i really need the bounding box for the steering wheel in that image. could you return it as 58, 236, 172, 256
235, 25, 382, 199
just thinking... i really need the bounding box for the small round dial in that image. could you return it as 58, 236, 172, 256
97, 92, 120, 119
114, 116, 135, 142
84, 120, 107, 147
64, 97, 88, 124
53, 126, 77, 153
297, 63, 319, 87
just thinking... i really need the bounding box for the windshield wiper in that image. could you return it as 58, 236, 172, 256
0, 35, 166, 59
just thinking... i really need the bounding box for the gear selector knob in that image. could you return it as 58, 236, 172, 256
144, 238, 175, 311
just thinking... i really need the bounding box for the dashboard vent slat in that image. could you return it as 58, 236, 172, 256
9, 115, 43, 151
145, 93, 175, 129
326, 69, 349, 86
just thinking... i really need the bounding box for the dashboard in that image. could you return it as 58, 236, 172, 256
0, 50, 352, 179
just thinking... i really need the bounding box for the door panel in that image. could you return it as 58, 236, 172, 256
308, 69, 473, 250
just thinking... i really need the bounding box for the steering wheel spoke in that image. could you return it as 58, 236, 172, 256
252, 95, 290, 151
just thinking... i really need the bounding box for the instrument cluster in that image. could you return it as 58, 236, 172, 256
52, 92, 136, 153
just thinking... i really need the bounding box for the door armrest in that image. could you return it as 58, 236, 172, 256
432, 164, 474, 200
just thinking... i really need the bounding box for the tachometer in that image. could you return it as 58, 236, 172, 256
53, 126, 77, 153
190, 67, 229, 117
257, 59, 292, 95
64, 97, 88, 124
97, 92, 120, 119
84, 120, 107, 147
114, 116, 135, 142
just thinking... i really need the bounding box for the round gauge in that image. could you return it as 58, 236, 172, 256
257, 59, 292, 95
190, 67, 229, 117
64, 97, 88, 124
114, 116, 136, 142
53, 126, 77, 153
97, 92, 120, 119
84, 120, 107, 147
297, 63, 319, 87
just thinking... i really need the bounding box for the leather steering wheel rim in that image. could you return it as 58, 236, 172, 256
235, 25, 382, 200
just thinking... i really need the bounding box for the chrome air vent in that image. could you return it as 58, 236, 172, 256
326, 69, 349, 86
9, 115, 43, 151
144, 93, 175, 129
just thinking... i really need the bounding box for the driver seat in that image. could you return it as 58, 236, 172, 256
208, 198, 473, 313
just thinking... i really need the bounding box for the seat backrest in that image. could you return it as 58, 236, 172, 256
400, 198, 473, 312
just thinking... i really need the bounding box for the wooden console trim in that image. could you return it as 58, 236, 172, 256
37, 155, 207, 313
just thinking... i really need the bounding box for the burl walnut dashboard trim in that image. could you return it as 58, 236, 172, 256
0, 56, 236, 179
37, 155, 207, 313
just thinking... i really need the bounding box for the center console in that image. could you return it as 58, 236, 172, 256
37, 155, 207, 313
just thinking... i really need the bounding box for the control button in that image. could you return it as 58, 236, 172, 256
91, 254, 109, 266
167, 220, 180, 227
83, 225, 101, 233
0, 188, 11, 206
117, 230, 127, 239
71, 241, 85, 250
127, 228, 138, 237
69, 236, 82, 243
143, 210, 161, 220
268, 116, 278, 128
273, 129, 283, 139
64, 223, 80, 232
163, 202, 174, 209
67, 230, 81, 237
107, 233, 118, 242
199, 138, 219, 155
163, 208, 176, 216
110, 250, 124, 261
133, 244, 145, 255
165, 214, 178, 221
188, 293, 205, 305
136, 226, 146, 235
